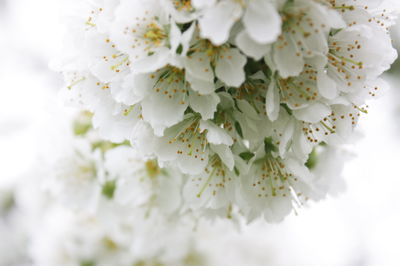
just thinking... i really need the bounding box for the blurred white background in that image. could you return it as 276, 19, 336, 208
1, 0, 400, 265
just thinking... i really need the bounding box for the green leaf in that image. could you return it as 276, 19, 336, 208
330, 28, 343, 36
73, 112, 93, 136
0, 192, 15, 215
264, 137, 278, 154
102, 180, 116, 199
176, 44, 183, 54
239, 152, 255, 162
234, 166, 240, 176
234, 121, 243, 138
179, 22, 193, 32
80, 260, 95, 266
73, 122, 92, 136
280, 103, 293, 116
305, 148, 318, 170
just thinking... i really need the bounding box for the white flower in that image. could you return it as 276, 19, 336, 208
184, 33, 247, 89
183, 157, 235, 210
92, 100, 141, 143
327, 24, 397, 93
103, 146, 153, 207
347, 78, 389, 105
290, 103, 361, 150
267, 0, 345, 78
218, 76, 272, 149
103, 146, 183, 214
84, 31, 131, 84
161, 0, 199, 23
110, 0, 181, 74
145, 115, 234, 175
44, 138, 102, 211
309, 144, 350, 200
197, 0, 242, 45
235, 31, 272, 60
61, 72, 140, 142
330, 0, 397, 29
239, 147, 315, 222
129, 66, 190, 136
198, 0, 281, 46
123, 65, 220, 136
267, 63, 332, 122
30, 205, 190, 266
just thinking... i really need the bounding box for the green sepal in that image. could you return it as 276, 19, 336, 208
264, 137, 278, 154
102, 180, 116, 199
239, 151, 255, 162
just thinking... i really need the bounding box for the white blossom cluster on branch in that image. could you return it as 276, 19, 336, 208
55, 0, 397, 222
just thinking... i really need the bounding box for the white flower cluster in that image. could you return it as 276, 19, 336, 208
0, 112, 217, 266
29, 203, 202, 266
43, 114, 184, 218
0, 166, 229, 266
3, 111, 348, 266
57, 0, 397, 222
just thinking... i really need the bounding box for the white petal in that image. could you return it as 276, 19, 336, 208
183, 177, 209, 209
92, 102, 138, 142
326, 8, 346, 29
189, 91, 220, 120
278, 118, 295, 158
184, 53, 214, 82
141, 91, 188, 136
285, 157, 312, 180
215, 48, 247, 87
153, 136, 178, 163
264, 197, 292, 223
235, 31, 271, 60
180, 23, 196, 55
186, 72, 216, 94
155, 120, 210, 174
210, 144, 234, 170
115, 175, 152, 206
307, 53, 328, 69
292, 126, 313, 162
236, 99, 260, 120
156, 174, 182, 213
198, 1, 242, 45
293, 103, 331, 123
132, 48, 171, 74
114, 73, 151, 105
317, 71, 337, 99
89, 61, 121, 84
243, 0, 281, 44
169, 22, 182, 53
192, 0, 216, 9
263, 51, 277, 74
266, 82, 280, 121
272, 34, 304, 78
218, 92, 235, 109
130, 120, 157, 156
200, 121, 233, 146
176, 150, 209, 174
